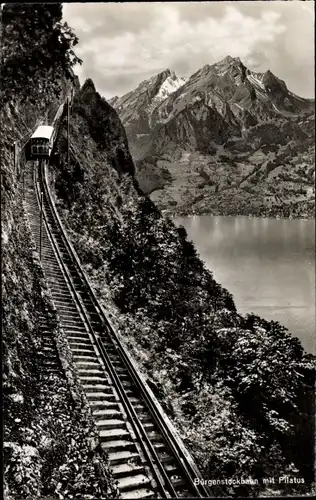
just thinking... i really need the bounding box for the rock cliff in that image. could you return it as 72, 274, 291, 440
1, 4, 118, 498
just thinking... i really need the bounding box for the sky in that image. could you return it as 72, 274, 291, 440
62, 1, 315, 99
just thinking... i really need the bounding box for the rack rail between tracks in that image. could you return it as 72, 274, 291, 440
37, 159, 210, 498
26, 96, 211, 497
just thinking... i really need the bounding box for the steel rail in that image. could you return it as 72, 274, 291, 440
41, 160, 210, 498
35, 161, 179, 498
97, 338, 177, 499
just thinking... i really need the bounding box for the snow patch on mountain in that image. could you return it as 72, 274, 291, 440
156, 75, 186, 100
146, 73, 186, 120
247, 72, 266, 90
232, 102, 244, 111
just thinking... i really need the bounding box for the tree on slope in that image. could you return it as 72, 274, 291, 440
0, 3, 81, 104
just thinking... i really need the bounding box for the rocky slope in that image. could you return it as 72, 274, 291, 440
108, 69, 186, 161
49, 78, 315, 497
111, 56, 315, 217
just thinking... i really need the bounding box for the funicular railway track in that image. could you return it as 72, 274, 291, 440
24, 159, 210, 499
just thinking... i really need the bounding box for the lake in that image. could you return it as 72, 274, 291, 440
174, 216, 315, 354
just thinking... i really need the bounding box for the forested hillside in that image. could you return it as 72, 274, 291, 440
50, 78, 315, 497
1, 4, 117, 498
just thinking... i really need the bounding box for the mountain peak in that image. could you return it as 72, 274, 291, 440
264, 69, 277, 80
262, 69, 288, 93
157, 68, 177, 81
81, 78, 96, 94
154, 69, 186, 101
223, 55, 241, 64
198, 56, 247, 79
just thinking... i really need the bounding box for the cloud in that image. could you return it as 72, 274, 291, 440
63, 2, 314, 99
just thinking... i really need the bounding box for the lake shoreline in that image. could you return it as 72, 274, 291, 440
166, 210, 314, 220
173, 215, 315, 355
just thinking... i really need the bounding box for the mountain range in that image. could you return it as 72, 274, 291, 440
109, 56, 315, 218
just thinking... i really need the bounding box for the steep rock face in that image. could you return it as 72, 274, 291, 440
53, 78, 141, 214
108, 69, 186, 124
111, 56, 315, 217
76, 78, 136, 177
152, 97, 234, 155
1, 4, 117, 498
2, 96, 118, 500
108, 69, 186, 159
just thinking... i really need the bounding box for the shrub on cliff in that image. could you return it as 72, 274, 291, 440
0, 3, 81, 105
